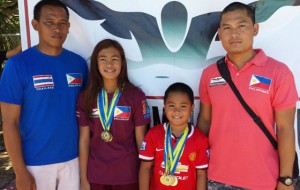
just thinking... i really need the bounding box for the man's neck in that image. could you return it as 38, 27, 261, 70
36, 44, 63, 56
227, 50, 257, 70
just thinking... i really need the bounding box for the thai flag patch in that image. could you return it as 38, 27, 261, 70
249, 75, 271, 91
90, 108, 99, 118
114, 106, 131, 120
66, 73, 82, 86
33, 75, 54, 89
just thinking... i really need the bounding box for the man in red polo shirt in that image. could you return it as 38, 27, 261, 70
197, 2, 298, 190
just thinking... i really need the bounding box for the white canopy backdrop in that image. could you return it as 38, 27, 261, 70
18, 0, 300, 172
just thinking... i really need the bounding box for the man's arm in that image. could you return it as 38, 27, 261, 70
6, 45, 22, 59
1, 102, 36, 190
197, 102, 212, 136
275, 107, 296, 190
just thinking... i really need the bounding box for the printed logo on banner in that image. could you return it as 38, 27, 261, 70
249, 75, 271, 94
114, 106, 131, 121
66, 73, 82, 87
32, 75, 54, 90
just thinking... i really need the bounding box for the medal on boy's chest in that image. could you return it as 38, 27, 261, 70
160, 123, 188, 186
160, 174, 178, 186
97, 88, 121, 142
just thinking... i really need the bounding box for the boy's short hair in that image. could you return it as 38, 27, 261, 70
164, 82, 194, 104
220, 2, 255, 24
34, 0, 69, 21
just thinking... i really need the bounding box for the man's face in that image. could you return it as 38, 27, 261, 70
218, 9, 258, 55
32, 5, 70, 52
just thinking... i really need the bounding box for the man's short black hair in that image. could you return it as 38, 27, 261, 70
33, 0, 69, 21
220, 2, 255, 24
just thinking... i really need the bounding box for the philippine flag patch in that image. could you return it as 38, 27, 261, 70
114, 106, 131, 120
249, 75, 271, 91
33, 75, 54, 89
66, 73, 82, 86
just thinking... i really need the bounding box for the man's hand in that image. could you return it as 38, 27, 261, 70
15, 170, 36, 190
276, 181, 295, 190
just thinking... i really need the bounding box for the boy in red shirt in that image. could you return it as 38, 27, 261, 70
139, 82, 209, 190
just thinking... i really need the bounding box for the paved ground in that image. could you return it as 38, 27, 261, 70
1, 176, 300, 190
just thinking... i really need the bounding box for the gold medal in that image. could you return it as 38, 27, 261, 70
160, 174, 173, 186
165, 175, 173, 186
101, 131, 113, 142
97, 89, 120, 143
160, 175, 166, 185
170, 175, 178, 186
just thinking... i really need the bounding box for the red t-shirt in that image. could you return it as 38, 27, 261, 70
139, 123, 209, 190
199, 49, 299, 189
77, 86, 151, 185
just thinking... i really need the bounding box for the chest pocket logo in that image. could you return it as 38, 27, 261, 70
33, 75, 54, 90
66, 73, 82, 87
114, 106, 131, 121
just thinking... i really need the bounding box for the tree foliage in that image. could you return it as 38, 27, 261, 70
0, 0, 20, 50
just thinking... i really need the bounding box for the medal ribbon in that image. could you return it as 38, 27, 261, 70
164, 123, 188, 175
97, 88, 121, 132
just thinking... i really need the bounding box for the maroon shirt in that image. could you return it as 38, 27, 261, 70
77, 86, 151, 185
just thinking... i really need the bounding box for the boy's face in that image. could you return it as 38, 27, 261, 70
164, 92, 194, 129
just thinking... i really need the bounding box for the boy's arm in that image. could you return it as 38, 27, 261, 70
197, 102, 212, 136
139, 160, 152, 190
1, 102, 36, 190
196, 169, 207, 190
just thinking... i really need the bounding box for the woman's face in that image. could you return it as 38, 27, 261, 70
97, 47, 122, 81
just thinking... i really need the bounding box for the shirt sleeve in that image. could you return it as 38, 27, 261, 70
76, 92, 89, 127
0, 58, 25, 105
139, 128, 156, 161
195, 131, 209, 169
132, 88, 151, 126
272, 64, 298, 111
199, 68, 211, 104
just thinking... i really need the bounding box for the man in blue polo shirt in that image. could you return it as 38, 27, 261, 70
0, 0, 88, 189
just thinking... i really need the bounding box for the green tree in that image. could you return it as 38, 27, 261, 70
0, 0, 20, 50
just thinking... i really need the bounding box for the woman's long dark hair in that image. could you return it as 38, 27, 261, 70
83, 39, 133, 115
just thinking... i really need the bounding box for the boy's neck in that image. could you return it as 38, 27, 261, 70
170, 124, 188, 138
